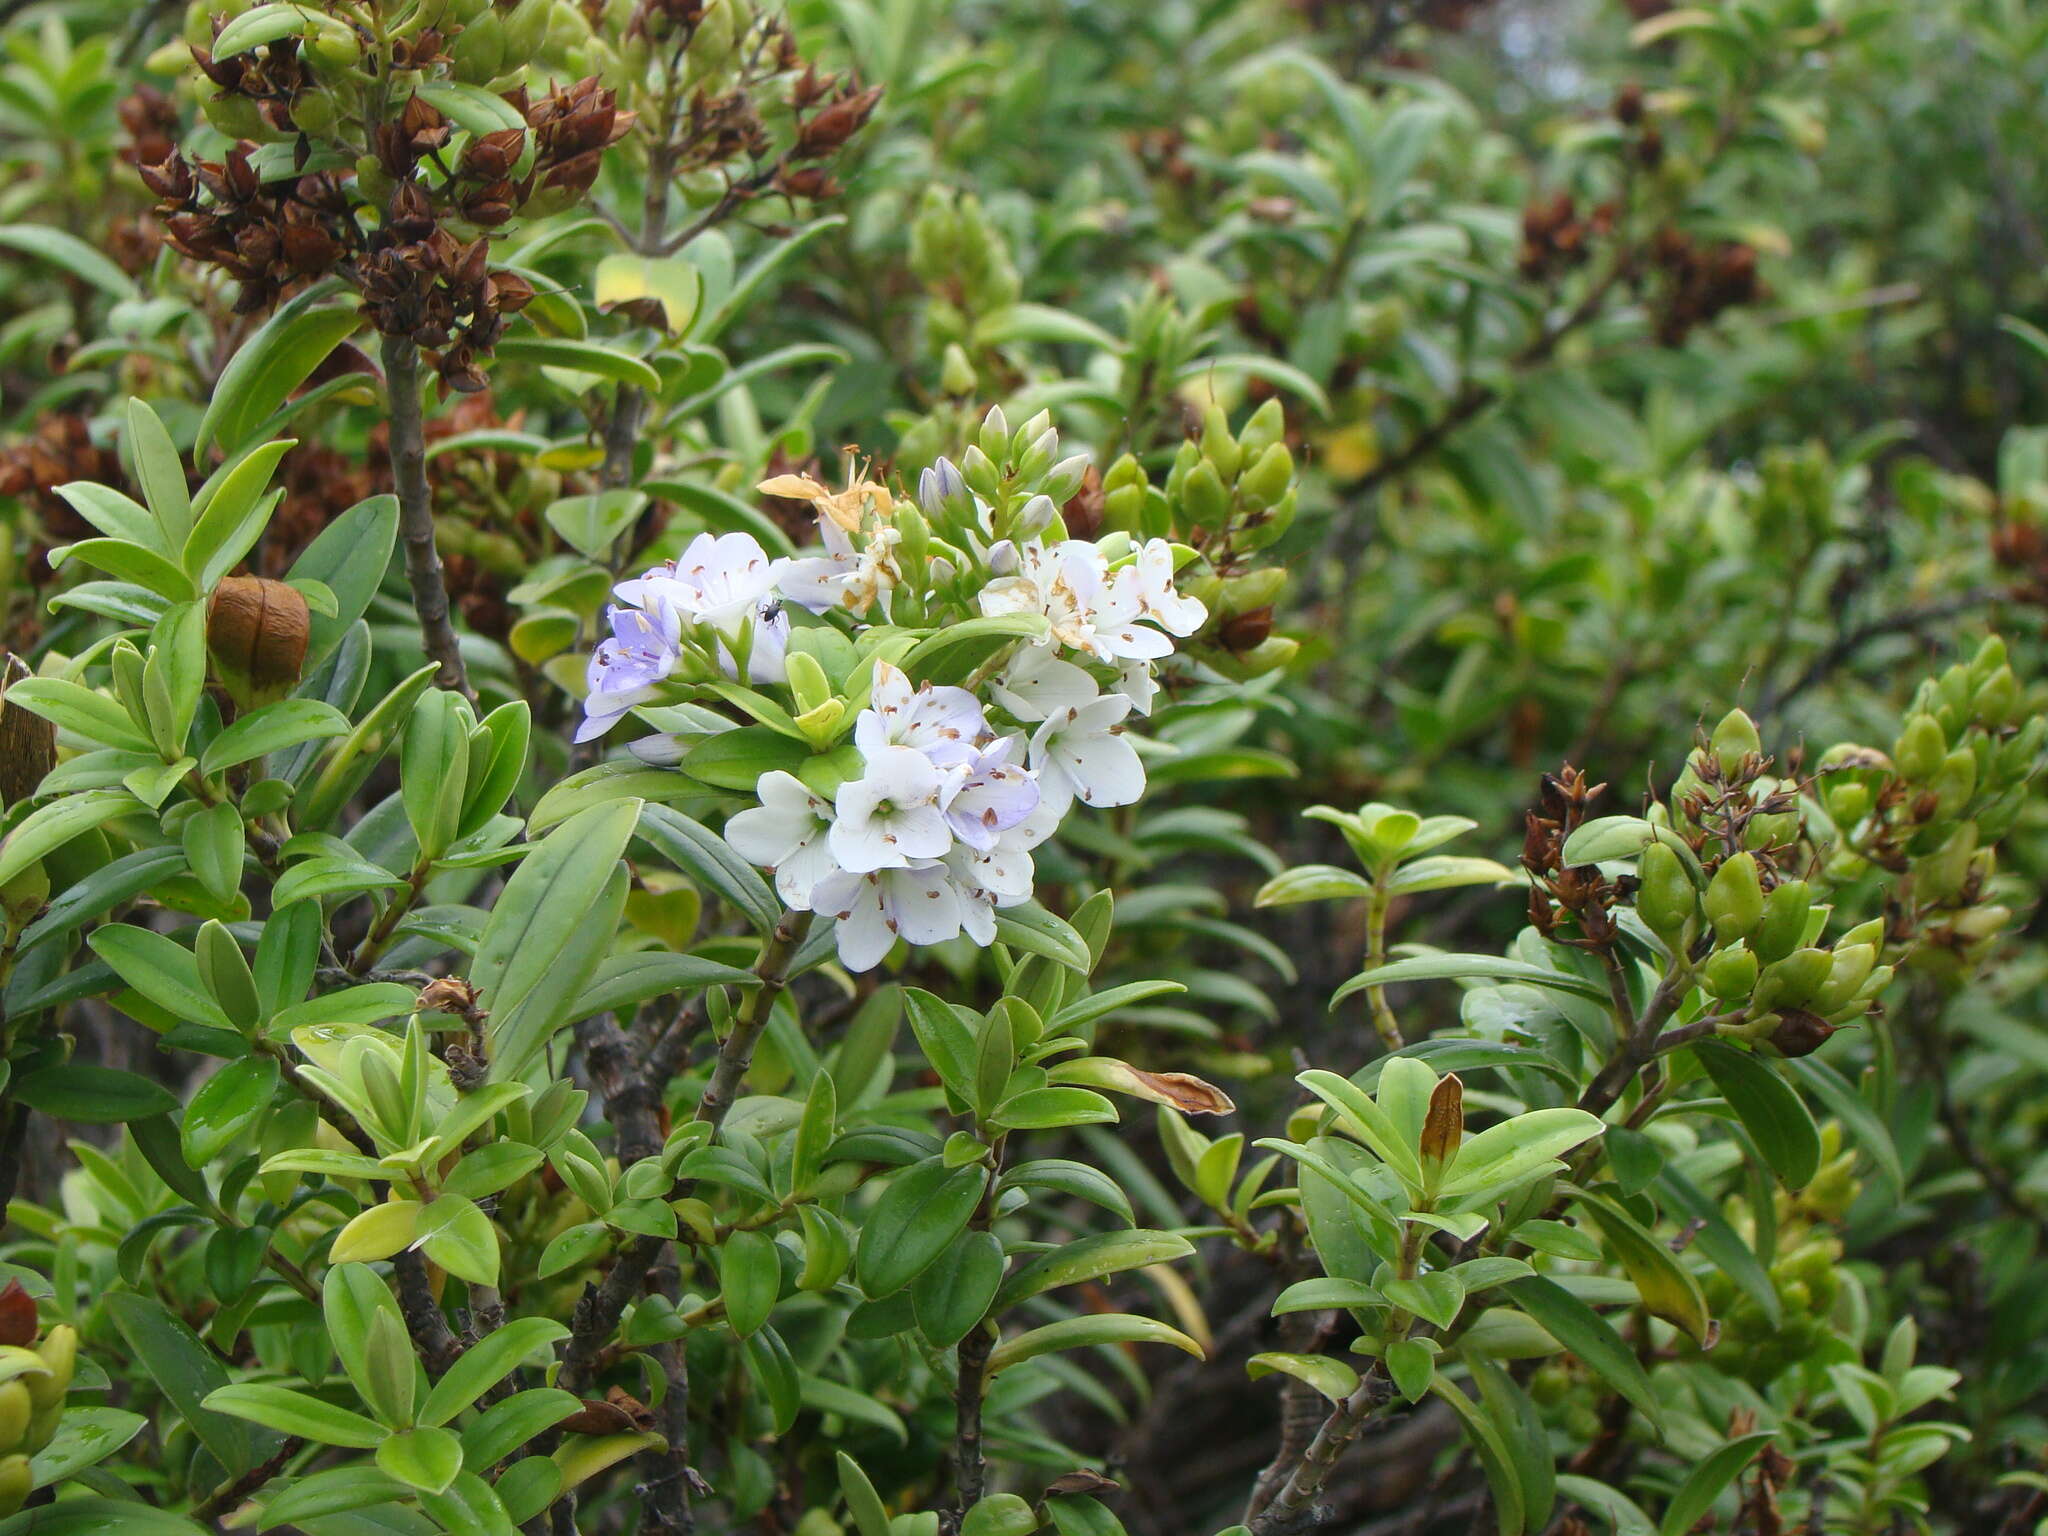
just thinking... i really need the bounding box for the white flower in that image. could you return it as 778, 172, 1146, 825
941, 799, 1055, 943
1112, 656, 1158, 717
991, 645, 1099, 723
978, 539, 1110, 654
829, 745, 953, 872
942, 737, 1039, 851
779, 523, 904, 618
619, 533, 790, 684
812, 863, 963, 971
854, 660, 989, 768
725, 770, 839, 909
1114, 538, 1207, 636
1030, 694, 1145, 813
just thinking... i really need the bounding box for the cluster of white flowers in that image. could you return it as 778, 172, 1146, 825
577, 457, 1209, 971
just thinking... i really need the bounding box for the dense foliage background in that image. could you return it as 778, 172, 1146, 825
3, 1, 2048, 1533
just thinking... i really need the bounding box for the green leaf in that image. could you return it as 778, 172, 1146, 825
855, 1156, 987, 1298
0, 1500, 207, 1535
1651, 1166, 1781, 1326
198, 291, 363, 455
1429, 1375, 1526, 1536
594, 253, 702, 332
0, 223, 136, 298
719, 1228, 782, 1338
27, 1406, 147, 1488
1439, 1107, 1605, 1200
995, 1230, 1193, 1310
909, 1228, 1003, 1349
181, 1056, 279, 1165
1659, 1431, 1777, 1535
184, 439, 294, 592
1499, 1276, 1664, 1435
1553, 1475, 1656, 1536
1694, 1039, 1821, 1188
254, 1468, 415, 1531
476, 799, 642, 1079
496, 336, 662, 392
203, 1384, 386, 1448
286, 493, 399, 669
377, 1425, 465, 1494
636, 802, 780, 933
1254, 864, 1374, 906
420, 1317, 569, 1427
837, 1451, 893, 1536
200, 699, 350, 776
993, 901, 1092, 972
986, 1314, 1204, 1375
2, 678, 155, 753
459, 1387, 580, 1468
1246, 1352, 1359, 1402
1566, 1187, 1712, 1346
417, 1193, 501, 1286
105, 1292, 273, 1476
47, 537, 197, 600
0, 789, 137, 890
13, 1064, 177, 1123
1334, 953, 1612, 1006
899, 613, 1050, 686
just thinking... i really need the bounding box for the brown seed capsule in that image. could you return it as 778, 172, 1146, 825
207, 576, 311, 709
0, 655, 56, 808
1768, 1008, 1838, 1058
0, 1281, 35, 1348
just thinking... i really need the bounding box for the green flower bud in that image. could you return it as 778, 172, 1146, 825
1229, 636, 1299, 676
0, 1454, 27, 1519
1754, 946, 1832, 1012
939, 343, 976, 398
1704, 943, 1759, 1001
1200, 404, 1241, 480
1971, 634, 2008, 680
1238, 397, 1287, 458
1635, 839, 1696, 949
1894, 713, 1946, 781
0, 1383, 27, 1453
1711, 708, 1762, 774
1930, 746, 1979, 819
1235, 489, 1297, 551
1917, 821, 1978, 904
1826, 780, 1871, 827
1238, 441, 1295, 512
1217, 567, 1287, 617
1810, 943, 1877, 1015
1840, 917, 1885, 949
1971, 668, 2018, 727
1952, 903, 2012, 942
1751, 879, 1812, 965
1181, 459, 1231, 530
1705, 852, 1765, 943
25, 1326, 72, 1411
449, 10, 507, 83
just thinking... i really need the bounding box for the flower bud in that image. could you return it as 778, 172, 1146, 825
1751, 879, 1811, 964
1635, 839, 1695, 949
1810, 943, 1877, 1015
1826, 780, 1870, 827
977, 405, 1009, 461
1217, 567, 1287, 617
1237, 441, 1295, 512
1917, 821, 1978, 904
0, 1383, 27, 1452
939, 344, 976, 398
209, 577, 311, 710
22, 1325, 71, 1418
1705, 852, 1765, 943
1199, 404, 1240, 481
1931, 747, 1978, 819
1180, 459, 1231, 530
0, 1454, 28, 1518
1710, 708, 1762, 775
1893, 713, 1946, 782
959, 444, 1000, 501
1704, 943, 1758, 1001
1755, 946, 1832, 1012
1238, 397, 1286, 458
1013, 494, 1056, 539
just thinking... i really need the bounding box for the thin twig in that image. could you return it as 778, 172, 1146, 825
380, 333, 472, 699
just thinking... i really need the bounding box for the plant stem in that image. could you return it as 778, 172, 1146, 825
380, 333, 471, 700
1362, 880, 1405, 1049
558, 909, 814, 1396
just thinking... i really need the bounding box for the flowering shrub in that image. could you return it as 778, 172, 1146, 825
0, 3, 2046, 1536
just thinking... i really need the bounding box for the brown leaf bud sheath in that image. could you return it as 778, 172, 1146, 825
207, 576, 311, 709
0, 655, 56, 807
1420, 1073, 1464, 1164
1768, 1009, 1839, 1059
